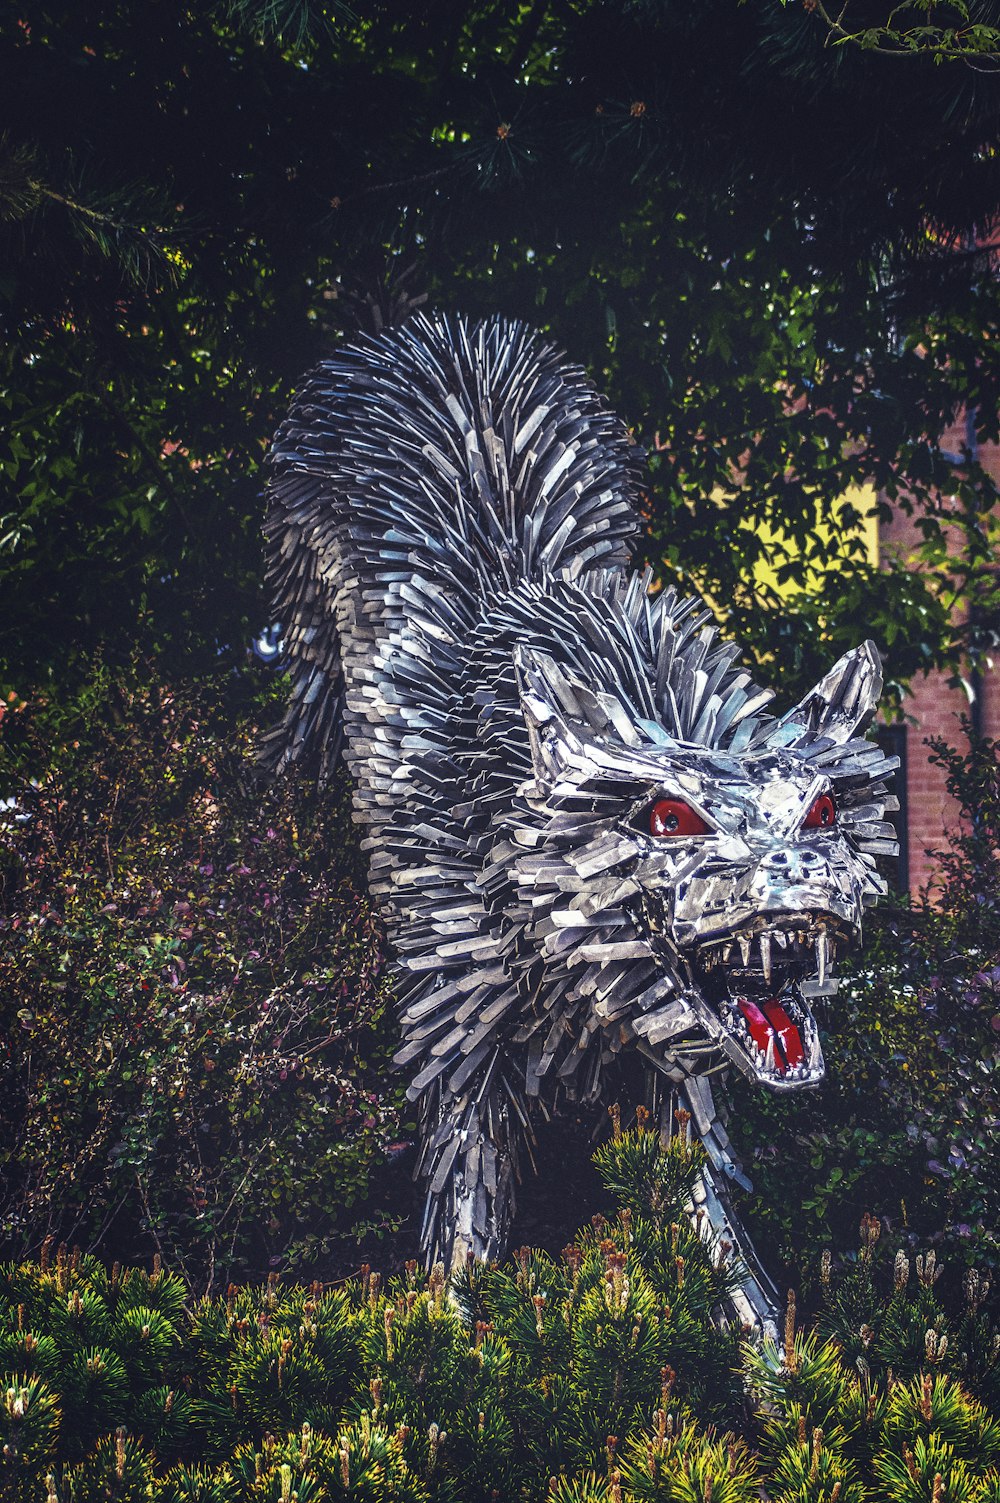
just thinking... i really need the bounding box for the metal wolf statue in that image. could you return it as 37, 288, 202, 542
263, 312, 898, 1331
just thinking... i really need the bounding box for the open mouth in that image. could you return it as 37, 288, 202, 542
693, 913, 853, 1090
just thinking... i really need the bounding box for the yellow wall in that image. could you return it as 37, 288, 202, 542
745, 484, 880, 598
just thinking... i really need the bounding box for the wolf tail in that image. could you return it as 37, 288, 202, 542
261, 311, 642, 785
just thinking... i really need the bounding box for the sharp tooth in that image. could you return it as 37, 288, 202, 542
817, 932, 829, 986
765, 1034, 776, 1074
724, 941, 734, 962
739, 934, 751, 967
774, 929, 787, 949
759, 932, 772, 985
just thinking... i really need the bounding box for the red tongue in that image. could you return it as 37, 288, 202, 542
737, 997, 805, 1075
763, 999, 805, 1069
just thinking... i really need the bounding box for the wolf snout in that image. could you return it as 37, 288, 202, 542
757, 846, 828, 881
749, 845, 851, 914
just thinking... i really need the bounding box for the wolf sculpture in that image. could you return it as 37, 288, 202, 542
264, 312, 898, 1330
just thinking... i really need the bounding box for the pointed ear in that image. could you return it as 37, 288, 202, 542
513, 645, 585, 787
776, 641, 884, 747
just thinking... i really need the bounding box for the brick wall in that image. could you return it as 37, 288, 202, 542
879, 418, 999, 892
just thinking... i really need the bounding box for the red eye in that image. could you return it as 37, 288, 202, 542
803, 793, 836, 830
649, 799, 711, 838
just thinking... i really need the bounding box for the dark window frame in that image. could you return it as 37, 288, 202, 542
876, 723, 909, 892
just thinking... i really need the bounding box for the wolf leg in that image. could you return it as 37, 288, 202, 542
669, 1077, 780, 1341
417, 1086, 520, 1273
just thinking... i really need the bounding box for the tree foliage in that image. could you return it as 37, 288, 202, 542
2, 1129, 1000, 1500
789, 0, 1000, 64
1, 1, 999, 704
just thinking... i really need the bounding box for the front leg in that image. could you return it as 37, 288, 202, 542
679, 1074, 780, 1341
416, 1081, 520, 1272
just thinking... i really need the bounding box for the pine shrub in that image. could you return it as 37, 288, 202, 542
1, 1124, 997, 1499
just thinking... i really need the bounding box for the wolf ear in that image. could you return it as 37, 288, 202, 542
515, 644, 674, 785
775, 640, 883, 747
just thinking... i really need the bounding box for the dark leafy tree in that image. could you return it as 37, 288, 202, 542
1, 0, 999, 704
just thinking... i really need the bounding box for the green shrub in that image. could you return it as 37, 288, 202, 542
0, 1118, 748, 1500
728, 723, 1000, 1270
0, 664, 401, 1288
2, 1124, 998, 1501
0, 1374, 61, 1500
747, 1215, 1000, 1500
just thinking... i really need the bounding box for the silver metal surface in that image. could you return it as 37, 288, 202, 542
264, 313, 896, 1329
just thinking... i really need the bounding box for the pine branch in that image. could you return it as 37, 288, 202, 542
222, 0, 355, 49
0, 136, 181, 288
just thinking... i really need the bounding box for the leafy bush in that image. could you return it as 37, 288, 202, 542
729, 723, 1000, 1271
1, 1126, 1000, 1501
0, 664, 401, 1288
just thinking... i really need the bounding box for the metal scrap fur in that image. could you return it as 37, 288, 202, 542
264, 312, 898, 1329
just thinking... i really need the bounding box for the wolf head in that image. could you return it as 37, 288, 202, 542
507, 594, 897, 1097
